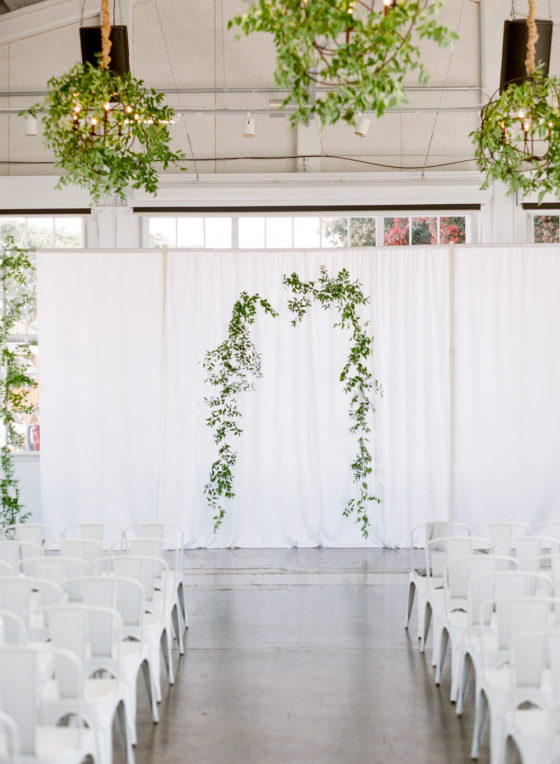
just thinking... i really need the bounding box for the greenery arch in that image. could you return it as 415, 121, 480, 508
203, 267, 380, 539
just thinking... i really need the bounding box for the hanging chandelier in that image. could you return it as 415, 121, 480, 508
472, 0, 560, 200
24, 0, 185, 203
228, 0, 457, 127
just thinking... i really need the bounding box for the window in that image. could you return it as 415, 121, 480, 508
145, 213, 471, 249
533, 214, 560, 243
0, 215, 85, 452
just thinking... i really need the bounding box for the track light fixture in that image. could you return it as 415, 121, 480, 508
243, 112, 255, 137
25, 115, 37, 136
354, 115, 371, 137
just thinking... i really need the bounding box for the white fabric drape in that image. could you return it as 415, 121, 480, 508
159, 249, 449, 547
454, 246, 560, 528
39, 245, 560, 546
38, 250, 163, 529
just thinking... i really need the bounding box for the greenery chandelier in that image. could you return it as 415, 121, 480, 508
472, 0, 560, 200
26, 0, 185, 203
229, 0, 457, 127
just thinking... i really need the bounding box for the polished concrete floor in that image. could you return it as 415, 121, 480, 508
117, 549, 489, 764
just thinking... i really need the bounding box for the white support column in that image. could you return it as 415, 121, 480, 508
91, 202, 141, 248
448, 242, 456, 523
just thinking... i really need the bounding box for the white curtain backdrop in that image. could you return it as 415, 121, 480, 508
159, 248, 449, 547
38, 250, 163, 529
454, 246, 560, 528
38, 245, 560, 546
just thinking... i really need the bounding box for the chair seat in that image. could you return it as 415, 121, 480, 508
43, 677, 119, 702
513, 708, 550, 738
0, 726, 96, 762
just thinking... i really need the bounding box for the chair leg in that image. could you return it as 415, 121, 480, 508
471, 690, 488, 760
456, 653, 472, 717
178, 582, 189, 629
420, 602, 432, 653
435, 627, 448, 686
141, 659, 159, 724
161, 628, 175, 686
116, 699, 135, 764
405, 581, 416, 629
172, 604, 184, 655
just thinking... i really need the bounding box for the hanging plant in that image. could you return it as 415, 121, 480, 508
203, 292, 278, 531
228, 0, 457, 126
283, 266, 381, 538
24, 0, 185, 203
471, 0, 560, 200
0, 237, 37, 531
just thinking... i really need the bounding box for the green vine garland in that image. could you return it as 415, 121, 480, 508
25, 62, 185, 203
228, 0, 456, 127
203, 292, 278, 531
203, 268, 380, 539
283, 267, 380, 537
0, 237, 36, 530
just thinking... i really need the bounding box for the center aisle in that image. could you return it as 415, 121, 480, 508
126, 549, 489, 764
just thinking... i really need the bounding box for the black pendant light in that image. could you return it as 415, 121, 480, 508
80, 24, 130, 77
500, 18, 552, 90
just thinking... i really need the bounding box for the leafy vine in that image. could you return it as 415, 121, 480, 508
0, 237, 37, 530
203, 292, 278, 530
283, 266, 381, 538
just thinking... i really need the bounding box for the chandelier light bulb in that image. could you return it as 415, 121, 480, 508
518, 109, 526, 119
91, 117, 97, 126
126, 105, 133, 113
104, 102, 111, 111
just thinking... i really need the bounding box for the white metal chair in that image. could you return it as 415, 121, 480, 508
435, 554, 516, 701
124, 524, 188, 631
0, 709, 20, 763
0, 561, 12, 577
120, 537, 185, 653
502, 630, 560, 764
0, 644, 97, 764
456, 569, 551, 718
533, 522, 560, 542
471, 596, 560, 762
404, 521, 470, 639
0, 576, 63, 642
62, 575, 160, 744
421, 535, 489, 660
39, 604, 135, 764
93, 554, 175, 703
0, 608, 27, 644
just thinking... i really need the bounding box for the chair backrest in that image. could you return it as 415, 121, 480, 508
0, 560, 12, 577
18, 556, 90, 584
0, 608, 27, 644
509, 629, 550, 692
540, 554, 560, 595
123, 536, 181, 582
63, 575, 145, 637
0, 646, 39, 755
111, 554, 169, 607
40, 604, 122, 683
532, 522, 560, 542
63, 523, 124, 550
0, 540, 42, 567
0, 646, 81, 754
124, 523, 184, 550
0, 709, 20, 761
45, 538, 105, 566
426, 536, 489, 591
493, 596, 557, 651
6, 523, 61, 546
444, 554, 516, 609
408, 521, 470, 573
469, 570, 552, 632
494, 536, 560, 572
471, 522, 530, 545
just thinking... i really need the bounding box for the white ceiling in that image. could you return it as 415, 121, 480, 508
0, 0, 552, 179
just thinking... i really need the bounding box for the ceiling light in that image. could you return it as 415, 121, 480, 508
25, 115, 37, 136
354, 115, 371, 137
243, 112, 255, 138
